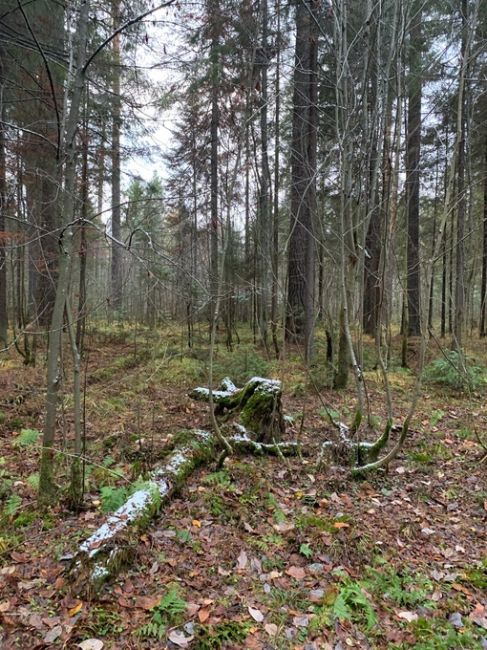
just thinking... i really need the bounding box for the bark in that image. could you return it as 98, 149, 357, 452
38, 0, 90, 505
453, 0, 467, 350
406, 0, 422, 337
270, 0, 281, 359
68, 429, 218, 595
0, 80, 7, 347
209, 0, 220, 328
110, 0, 122, 312
285, 0, 318, 363
480, 137, 487, 337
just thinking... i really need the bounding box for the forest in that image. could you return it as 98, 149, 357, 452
0, 0, 486, 648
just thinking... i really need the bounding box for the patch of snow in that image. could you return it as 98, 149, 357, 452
80, 482, 168, 558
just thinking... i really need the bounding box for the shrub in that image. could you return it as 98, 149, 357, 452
423, 351, 486, 391
213, 347, 269, 385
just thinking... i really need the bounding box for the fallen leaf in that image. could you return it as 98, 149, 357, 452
192, 519, 201, 528
248, 606, 264, 623
135, 595, 160, 610
469, 603, 487, 629
452, 582, 472, 596
68, 602, 83, 617
333, 522, 350, 529
398, 611, 418, 622
44, 625, 63, 643
198, 608, 210, 623
273, 522, 295, 533
237, 550, 248, 570
27, 614, 44, 630
0, 601, 11, 613
264, 623, 278, 637
421, 527, 435, 536
286, 566, 305, 581
168, 630, 193, 647
309, 589, 324, 604
78, 641, 104, 650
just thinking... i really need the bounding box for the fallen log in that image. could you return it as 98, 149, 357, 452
68, 426, 299, 596
190, 376, 285, 443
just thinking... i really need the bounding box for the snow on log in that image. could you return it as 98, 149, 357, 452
67, 425, 299, 596
230, 425, 299, 456
68, 429, 217, 595
190, 376, 285, 442
317, 420, 393, 470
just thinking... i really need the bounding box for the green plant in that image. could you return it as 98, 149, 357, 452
408, 617, 481, 649
91, 607, 125, 637
4, 493, 22, 517
212, 347, 269, 385
203, 470, 233, 489
365, 566, 435, 608
137, 584, 186, 641
299, 542, 313, 558
12, 428, 42, 448
100, 485, 128, 513
195, 621, 252, 649
423, 351, 486, 391
429, 409, 445, 427
176, 528, 192, 545
333, 580, 377, 629
26, 473, 39, 490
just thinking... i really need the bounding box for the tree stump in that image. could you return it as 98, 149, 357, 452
190, 376, 286, 443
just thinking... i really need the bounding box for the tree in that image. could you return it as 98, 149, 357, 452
406, 0, 422, 337
285, 0, 319, 363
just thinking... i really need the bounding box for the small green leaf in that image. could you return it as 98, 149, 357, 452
299, 542, 313, 558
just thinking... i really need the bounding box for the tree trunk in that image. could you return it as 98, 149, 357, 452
480, 137, 487, 337
285, 0, 318, 364
39, 0, 90, 505
406, 0, 422, 337
0, 82, 7, 347
270, 0, 281, 358
209, 0, 220, 329
453, 0, 467, 350
257, 0, 270, 349
110, 0, 122, 313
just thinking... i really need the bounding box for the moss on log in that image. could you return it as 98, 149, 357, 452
68, 426, 299, 597
190, 376, 285, 443
68, 429, 217, 596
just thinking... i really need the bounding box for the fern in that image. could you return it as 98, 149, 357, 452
26, 473, 39, 490
13, 428, 42, 448
158, 584, 187, 618
136, 584, 186, 641
137, 621, 166, 640
423, 351, 486, 391
100, 486, 128, 513
333, 581, 377, 629
4, 493, 22, 517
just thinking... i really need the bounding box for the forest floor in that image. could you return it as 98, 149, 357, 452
0, 323, 486, 649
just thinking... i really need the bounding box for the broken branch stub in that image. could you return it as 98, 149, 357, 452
190, 376, 285, 443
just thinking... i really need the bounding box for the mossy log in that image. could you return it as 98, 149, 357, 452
190, 376, 285, 443
68, 427, 298, 597
68, 429, 217, 596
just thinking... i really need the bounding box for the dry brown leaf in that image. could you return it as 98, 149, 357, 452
286, 566, 306, 581
198, 608, 210, 623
